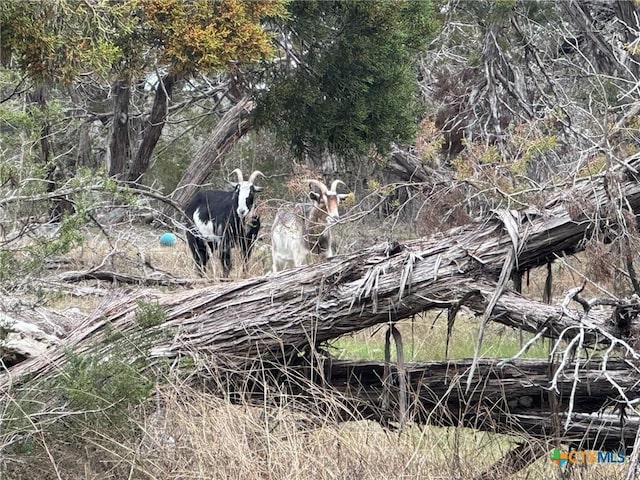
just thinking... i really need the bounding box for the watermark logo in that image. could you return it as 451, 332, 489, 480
550, 449, 568, 467
550, 448, 625, 467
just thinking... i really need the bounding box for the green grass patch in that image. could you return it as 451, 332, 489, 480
331, 314, 550, 361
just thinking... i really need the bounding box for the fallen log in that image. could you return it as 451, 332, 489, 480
192, 355, 639, 452
322, 357, 640, 451
0, 313, 62, 367
386, 146, 448, 183
53, 269, 198, 287
1, 265, 633, 390
2, 153, 640, 473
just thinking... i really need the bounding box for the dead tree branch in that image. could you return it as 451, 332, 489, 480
2, 153, 640, 465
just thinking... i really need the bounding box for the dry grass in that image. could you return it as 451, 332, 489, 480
3, 380, 629, 480
2, 221, 636, 480
137, 385, 489, 480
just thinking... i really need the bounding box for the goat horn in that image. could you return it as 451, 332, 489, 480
248, 170, 265, 184
230, 168, 244, 182
330, 179, 346, 193
307, 179, 329, 194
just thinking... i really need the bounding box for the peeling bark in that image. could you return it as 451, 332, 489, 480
2, 155, 640, 469
127, 72, 177, 183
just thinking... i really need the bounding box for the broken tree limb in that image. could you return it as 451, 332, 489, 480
4, 155, 640, 378
52, 269, 198, 287
0, 313, 61, 367
473, 442, 548, 480
320, 358, 640, 446
192, 356, 639, 452
386, 146, 448, 184
170, 97, 254, 210
3, 167, 640, 382
2, 153, 640, 467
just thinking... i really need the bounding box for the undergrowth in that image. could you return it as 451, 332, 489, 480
0, 209, 634, 480
1, 371, 630, 480
0, 303, 169, 479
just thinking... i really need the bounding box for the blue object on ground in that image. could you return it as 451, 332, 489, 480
159, 232, 176, 247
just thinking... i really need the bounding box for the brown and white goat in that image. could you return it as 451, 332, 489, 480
271, 179, 348, 272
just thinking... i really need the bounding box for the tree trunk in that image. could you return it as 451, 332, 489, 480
27, 86, 52, 168
3, 154, 640, 466
313, 358, 640, 452
27, 84, 73, 221
171, 96, 254, 209
126, 72, 177, 183
107, 77, 131, 178
77, 121, 95, 169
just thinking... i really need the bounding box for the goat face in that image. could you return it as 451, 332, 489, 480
308, 179, 348, 225
228, 168, 264, 219
234, 182, 257, 218
309, 190, 339, 224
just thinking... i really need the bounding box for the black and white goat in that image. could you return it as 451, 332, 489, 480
271, 179, 348, 272
185, 169, 263, 277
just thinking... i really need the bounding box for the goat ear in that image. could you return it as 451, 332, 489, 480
337, 193, 350, 200
253, 186, 263, 192
308, 191, 321, 202
227, 181, 239, 190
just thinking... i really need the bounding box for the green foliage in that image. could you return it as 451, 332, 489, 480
479, 145, 501, 164
578, 155, 607, 177
0, 394, 44, 452
0, 91, 41, 168
103, 320, 125, 343
0, 207, 86, 287
255, 0, 439, 158
60, 349, 154, 428
0, 105, 38, 135
509, 135, 558, 176
2, 0, 289, 189
0, 319, 11, 344
102, 174, 120, 194
135, 300, 167, 328
0, 0, 126, 83
0, 251, 20, 286
134, 0, 287, 75
0, 294, 175, 472
31, 210, 85, 256
0, 345, 155, 468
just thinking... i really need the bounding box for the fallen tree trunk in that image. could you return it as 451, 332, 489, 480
212, 356, 640, 452
386, 146, 446, 183
324, 358, 640, 451
1, 264, 633, 390
2, 154, 640, 471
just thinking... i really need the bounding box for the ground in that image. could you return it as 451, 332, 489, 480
0, 223, 633, 480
